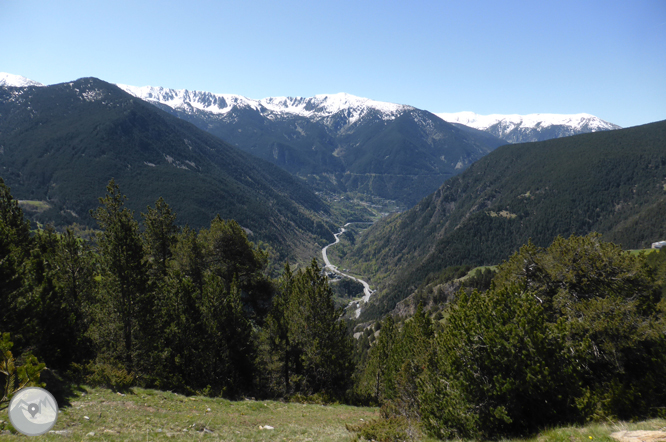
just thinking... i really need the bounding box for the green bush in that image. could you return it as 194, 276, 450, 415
347, 416, 416, 442
418, 234, 666, 439
419, 286, 573, 439
82, 361, 135, 392
0, 333, 45, 412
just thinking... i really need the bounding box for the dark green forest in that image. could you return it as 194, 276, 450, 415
2, 177, 666, 439
0, 177, 353, 405
341, 119, 666, 321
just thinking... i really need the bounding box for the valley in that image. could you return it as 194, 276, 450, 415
322, 222, 375, 318
3, 72, 660, 323
2, 72, 666, 441
336, 119, 666, 321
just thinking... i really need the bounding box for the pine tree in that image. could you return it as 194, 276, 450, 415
219, 277, 256, 395
418, 234, 666, 439
390, 305, 434, 419
20, 228, 94, 370
0, 179, 31, 349
142, 197, 178, 281
290, 259, 354, 396
51, 229, 95, 367
262, 262, 295, 395
201, 217, 270, 320
148, 219, 263, 396
361, 315, 397, 403
260, 260, 354, 398
90, 179, 148, 372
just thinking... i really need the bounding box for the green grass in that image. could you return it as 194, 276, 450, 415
349, 418, 666, 442
458, 265, 498, 281
2, 387, 664, 441
346, 416, 666, 442
17, 200, 52, 213
0, 387, 378, 441
627, 248, 658, 255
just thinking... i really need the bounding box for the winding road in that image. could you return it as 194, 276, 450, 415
322, 222, 374, 318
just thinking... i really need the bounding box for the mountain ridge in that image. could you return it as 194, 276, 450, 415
437, 111, 621, 143
117, 84, 412, 125
115, 82, 506, 206
1, 72, 622, 140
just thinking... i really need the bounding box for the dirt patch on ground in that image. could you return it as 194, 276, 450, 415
611, 431, 666, 442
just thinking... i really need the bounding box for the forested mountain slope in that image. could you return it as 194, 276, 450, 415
0, 78, 334, 259
343, 119, 666, 319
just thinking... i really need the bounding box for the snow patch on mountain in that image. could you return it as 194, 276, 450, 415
0, 73, 44, 88
118, 84, 412, 124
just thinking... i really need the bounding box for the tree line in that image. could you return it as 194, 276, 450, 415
0, 177, 353, 402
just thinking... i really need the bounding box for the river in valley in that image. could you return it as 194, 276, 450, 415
321, 222, 374, 318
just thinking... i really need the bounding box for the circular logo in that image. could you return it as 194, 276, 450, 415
8, 387, 59, 436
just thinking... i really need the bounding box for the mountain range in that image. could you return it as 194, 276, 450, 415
337, 120, 666, 320
116, 83, 623, 205
437, 111, 621, 144
1, 71, 633, 270
0, 77, 334, 261
116, 84, 506, 206
2, 73, 623, 207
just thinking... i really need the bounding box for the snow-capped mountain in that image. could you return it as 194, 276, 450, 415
117, 84, 412, 128
117, 83, 504, 206
0, 72, 43, 88
436, 111, 621, 144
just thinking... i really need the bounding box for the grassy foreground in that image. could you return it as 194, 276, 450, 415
0, 387, 378, 441
1, 387, 664, 441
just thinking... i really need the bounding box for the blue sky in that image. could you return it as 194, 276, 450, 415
2, 0, 664, 127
